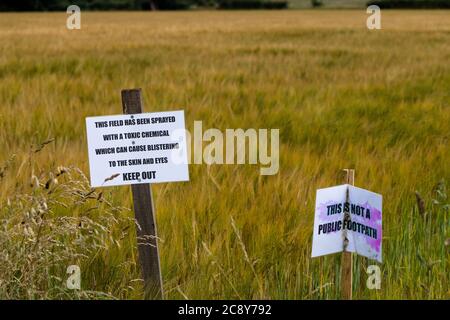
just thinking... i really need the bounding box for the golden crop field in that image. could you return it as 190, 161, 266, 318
0, 10, 449, 299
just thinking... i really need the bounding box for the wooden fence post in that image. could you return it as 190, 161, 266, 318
341, 168, 354, 300
121, 88, 163, 300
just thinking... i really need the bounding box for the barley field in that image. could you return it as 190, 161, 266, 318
0, 10, 449, 299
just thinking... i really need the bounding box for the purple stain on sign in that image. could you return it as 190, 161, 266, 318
363, 202, 382, 252
317, 200, 382, 252
316, 201, 343, 235
351, 201, 382, 252
317, 201, 340, 222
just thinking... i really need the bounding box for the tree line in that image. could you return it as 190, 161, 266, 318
367, 0, 450, 8
0, 0, 448, 11
0, 0, 287, 11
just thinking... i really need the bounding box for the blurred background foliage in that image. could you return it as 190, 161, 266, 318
1, 0, 449, 11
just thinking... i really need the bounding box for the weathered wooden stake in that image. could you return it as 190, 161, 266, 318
121, 88, 163, 300
341, 169, 354, 300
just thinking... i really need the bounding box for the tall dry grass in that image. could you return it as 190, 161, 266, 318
0, 146, 140, 299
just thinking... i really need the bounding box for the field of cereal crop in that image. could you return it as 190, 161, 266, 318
0, 10, 449, 299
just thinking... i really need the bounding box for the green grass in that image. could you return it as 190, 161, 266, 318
0, 10, 449, 299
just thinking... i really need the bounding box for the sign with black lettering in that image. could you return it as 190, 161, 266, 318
85, 110, 189, 187
311, 184, 382, 262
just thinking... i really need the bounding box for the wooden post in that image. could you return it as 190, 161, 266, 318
121, 88, 164, 300
341, 169, 354, 300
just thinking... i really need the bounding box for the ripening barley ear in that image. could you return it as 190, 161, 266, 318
56, 166, 68, 177
44, 172, 56, 189
0, 154, 16, 180
32, 138, 55, 154
415, 191, 426, 216
31, 175, 40, 189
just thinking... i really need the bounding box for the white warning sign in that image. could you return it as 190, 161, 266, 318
85, 110, 189, 187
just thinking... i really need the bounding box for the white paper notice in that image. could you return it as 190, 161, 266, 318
85, 110, 189, 187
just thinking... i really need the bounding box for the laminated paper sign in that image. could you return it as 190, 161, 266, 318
85, 110, 189, 187
311, 184, 382, 262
